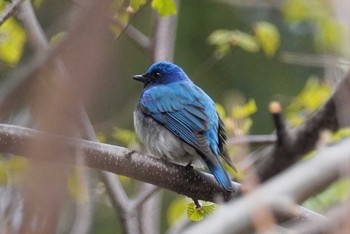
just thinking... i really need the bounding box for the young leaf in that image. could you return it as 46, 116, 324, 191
208, 30, 259, 57
254, 21, 280, 58
231, 30, 259, 53
232, 99, 257, 120
286, 77, 331, 126
130, 0, 147, 11
187, 201, 216, 222
0, 19, 26, 65
151, 0, 177, 17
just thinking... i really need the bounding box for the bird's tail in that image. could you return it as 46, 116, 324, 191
203, 158, 233, 191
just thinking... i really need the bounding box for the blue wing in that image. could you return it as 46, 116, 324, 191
139, 82, 219, 163
139, 81, 234, 191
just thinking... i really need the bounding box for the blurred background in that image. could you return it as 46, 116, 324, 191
0, 0, 349, 233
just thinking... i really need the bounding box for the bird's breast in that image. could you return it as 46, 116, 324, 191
133, 108, 204, 168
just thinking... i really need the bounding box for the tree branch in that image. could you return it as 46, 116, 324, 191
18, 0, 49, 51
183, 138, 350, 234
0, 123, 240, 202
250, 72, 350, 182
0, 0, 24, 26
226, 135, 276, 146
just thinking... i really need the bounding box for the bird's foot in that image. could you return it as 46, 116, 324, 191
185, 161, 193, 170
193, 199, 202, 210
125, 149, 136, 158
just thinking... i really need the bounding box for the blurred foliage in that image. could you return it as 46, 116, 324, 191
68, 167, 89, 203
282, 0, 349, 55
286, 77, 331, 126
167, 196, 188, 225
209, 21, 280, 59
221, 98, 257, 137
0, 2, 26, 65
112, 127, 138, 147
232, 98, 257, 120
0, 156, 27, 185
112, 0, 176, 37
331, 128, 350, 142
50, 31, 67, 45
130, 0, 147, 11
151, 0, 177, 17
187, 200, 216, 222
209, 30, 259, 58
254, 21, 280, 58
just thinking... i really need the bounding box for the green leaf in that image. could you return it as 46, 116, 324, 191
331, 128, 350, 142
167, 197, 187, 225
0, 18, 26, 65
282, 0, 328, 22
215, 103, 226, 120
187, 201, 216, 222
286, 77, 331, 126
151, 0, 177, 17
208, 30, 259, 57
315, 18, 348, 55
130, 0, 147, 11
96, 132, 107, 143
254, 21, 280, 58
0, 156, 27, 185
50, 32, 67, 45
232, 99, 257, 120
231, 30, 259, 53
208, 30, 234, 57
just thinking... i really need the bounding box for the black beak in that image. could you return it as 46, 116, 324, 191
132, 74, 147, 82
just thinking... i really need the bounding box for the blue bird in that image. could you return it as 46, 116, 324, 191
133, 61, 236, 191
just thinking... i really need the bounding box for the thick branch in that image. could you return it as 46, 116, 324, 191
0, 124, 240, 202
183, 138, 350, 234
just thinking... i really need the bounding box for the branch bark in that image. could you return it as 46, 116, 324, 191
0, 123, 240, 202
250, 72, 350, 182
183, 138, 350, 234
0, 0, 24, 26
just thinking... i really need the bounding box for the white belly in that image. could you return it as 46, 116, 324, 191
133, 109, 204, 168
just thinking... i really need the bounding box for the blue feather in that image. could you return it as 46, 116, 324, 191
133, 61, 235, 191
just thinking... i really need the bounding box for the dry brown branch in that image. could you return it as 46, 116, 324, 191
250, 72, 350, 182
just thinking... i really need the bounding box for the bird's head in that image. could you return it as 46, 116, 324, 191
133, 61, 191, 88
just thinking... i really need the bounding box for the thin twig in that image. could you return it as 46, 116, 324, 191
114, 0, 151, 39
18, 0, 49, 51
0, 0, 24, 26
114, 17, 151, 51
151, 1, 179, 61
280, 51, 350, 68
226, 135, 276, 146
130, 185, 160, 210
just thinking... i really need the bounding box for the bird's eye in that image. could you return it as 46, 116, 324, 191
152, 72, 160, 79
